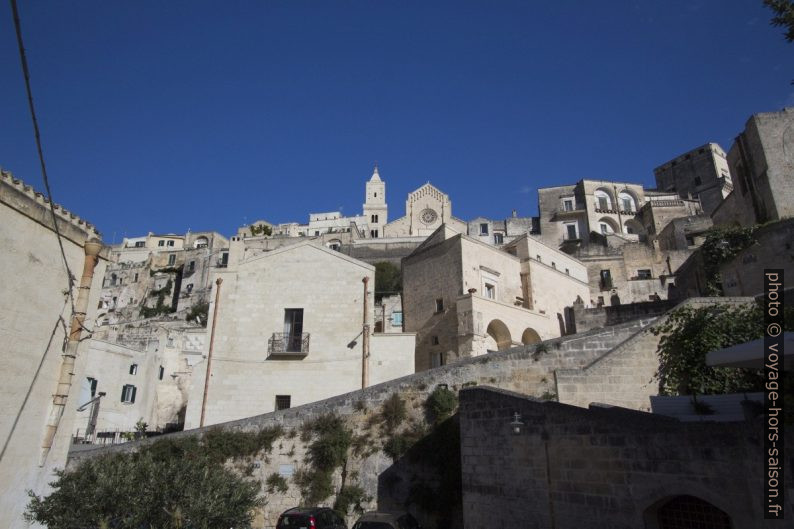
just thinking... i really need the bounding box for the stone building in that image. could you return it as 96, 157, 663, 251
536, 181, 707, 306
374, 294, 404, 334
72, 320, 206, 441
383, 182, 467, 237
403, 226, 589, 371
0, 169, 107, 529
537, 179, 647, 250
467, 211, 539, 246
715, 107, 794, 227
653, 142, 733, 216
98, 230, 229, 324
183, 240, 416, 427
719, 217, 794, 297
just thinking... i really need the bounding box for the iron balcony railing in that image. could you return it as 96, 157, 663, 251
268, 332, 310, 356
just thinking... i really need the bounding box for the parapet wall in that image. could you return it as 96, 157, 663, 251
0, 168, 100, 244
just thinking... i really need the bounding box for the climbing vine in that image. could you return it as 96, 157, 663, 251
652, 302, 793, 395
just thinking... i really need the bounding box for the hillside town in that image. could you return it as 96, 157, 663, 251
1, 104, 792, 528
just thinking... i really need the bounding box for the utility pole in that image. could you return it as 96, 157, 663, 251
362, 277, 370, 389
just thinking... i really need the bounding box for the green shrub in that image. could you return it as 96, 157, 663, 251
379, 393, 407, 433
652, 302, 793, 395
333, 485, 371, 517
266, 473, 289, 494
25, 441, 262, 528
425, 386, 458, 424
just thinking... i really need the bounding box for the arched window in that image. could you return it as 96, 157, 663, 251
618, 191, 637, 212
594, 189, 613, 211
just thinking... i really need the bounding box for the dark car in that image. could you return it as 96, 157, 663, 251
352, 512, 422, 529
276, 507, 347, 529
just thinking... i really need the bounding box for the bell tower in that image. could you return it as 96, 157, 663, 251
363, 164, 387, 238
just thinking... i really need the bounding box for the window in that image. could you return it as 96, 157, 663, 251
435, 298, 444, 312
565, 223, 577, 240
595, 191, 610, 210
391, 311, 403, 326
121, 384, 136, 403
565, 268, 570, 275
135, 241, 145, 248
563, 199, 573, 211
484, 283, 495, 299
284, 309, 304, 352
158, 365, 164, 380
599, 269, 613, 290
479, 223, 489, 235
685, 235, 695, 246
637, 269, 652, 280
551, 262, 556, 270
87, 377, 97, 398
188, 261, 195, 272
219, 252, 229, 267
168, 254, 176, 266
494, 233, 504, 244
431, 352, 444, 368
167, 240, 175, 247
431, 335, 440, 345
621, 197, 632, 211
371, 214, 379, 223
275, 395, 291, 411
129, 364, 138, 375
694, 176, 702, 186
134, 273, 139, 282
315, 231, 320, 236
158, 240, 165, 247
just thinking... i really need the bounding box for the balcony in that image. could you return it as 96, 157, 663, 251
268, 332, 310, 357
599, 278, 613, 291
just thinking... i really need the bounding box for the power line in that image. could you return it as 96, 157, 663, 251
9, 0, 78, 311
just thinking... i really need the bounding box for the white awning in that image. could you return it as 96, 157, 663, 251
706, 332, 792, 371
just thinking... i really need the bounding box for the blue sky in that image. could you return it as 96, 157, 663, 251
1, 1, 792, 242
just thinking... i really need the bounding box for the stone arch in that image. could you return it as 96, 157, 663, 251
643, 495, 732, 529
521, 327, 541, 345
624, 218, 645, 235
597, 216, 620, 234
194, 236, 209, 248
326, 239, 342, 251
594, 188, 614, 210
485, 319, 512, 351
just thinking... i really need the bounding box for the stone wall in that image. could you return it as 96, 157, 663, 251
571, 298, 677, 334
68, 316, 655, 527
556, 297, 753, 411
720, 217, 794, 297
459, 386, 791, 529
0, 170, 107, 529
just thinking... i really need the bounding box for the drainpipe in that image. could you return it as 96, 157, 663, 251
39, 238, 103, 466
199, 278, 223, 428
362, 277, 370, 389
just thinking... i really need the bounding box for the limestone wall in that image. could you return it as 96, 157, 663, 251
556, 297, 754, 411
69, 316, 654, 527
0, 171, 106, 529
459, 386, 790, 529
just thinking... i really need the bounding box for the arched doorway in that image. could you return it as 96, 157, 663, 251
645, 495, 732, 529
485, 320, 512, 351
521, 328, 541, 345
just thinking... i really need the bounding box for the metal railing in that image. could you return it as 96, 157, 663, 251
268, 332, 310, 355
